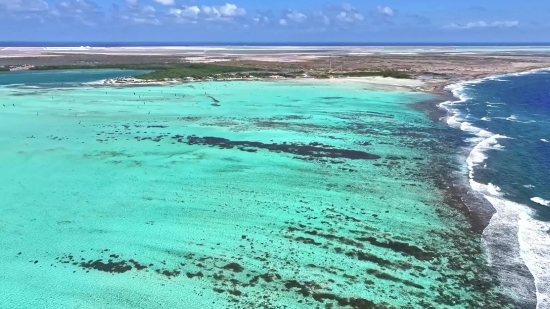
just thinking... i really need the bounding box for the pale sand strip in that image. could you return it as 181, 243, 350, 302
289, 77, 425, 92
86, 76, 424, 94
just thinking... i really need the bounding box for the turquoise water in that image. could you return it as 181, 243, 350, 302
0, 72, 511, 308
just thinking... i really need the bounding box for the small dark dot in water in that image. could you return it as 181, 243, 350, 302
223, 263, 244, 272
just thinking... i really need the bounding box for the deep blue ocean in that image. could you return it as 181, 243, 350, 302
450, 71, 550, 214
443, 70, 550, 307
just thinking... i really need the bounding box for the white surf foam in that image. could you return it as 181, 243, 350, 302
486, 76, 510, 82
444, 73, 550, 308
480, 193, 538, 307
531, 197, 550, 207
83, 79, 107, 86
493, 115, 536, 124
483, 195, 550, 308
466, 132, 507, 178
542, 139, 549, 143
499, 67, 550, 78
487, 183, 503, 196
518, 211, 550, 308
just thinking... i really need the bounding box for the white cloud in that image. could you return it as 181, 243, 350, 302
342, 3, 354, 11
279, 18, 287, 26
153, 0, 174, 6
445, 20, 519, 29
331, 3, 363, 23
336, 11, 363, 22
253, 15, 269, 25
314, 11, 330, 25
201, 3, 246, 20
125, 0, 138, 8
113, 0, 164, 26
286, 11, 307, 23
492, 21, 519, 27
142, 5, 155, 13
378, 6, 394, 16
50, 0, 102, 26
133, 17, 160, 25
169, 6, 200, 19
0, 0, 49, 12
168, 3, 245, 22
217, 3, 245, 17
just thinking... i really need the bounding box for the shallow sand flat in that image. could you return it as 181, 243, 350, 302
91, 76, 425, 91
303, 77, 425, 89
0, 76, 514, 308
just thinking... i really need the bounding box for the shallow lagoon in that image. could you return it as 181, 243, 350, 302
0, 72, 511, 308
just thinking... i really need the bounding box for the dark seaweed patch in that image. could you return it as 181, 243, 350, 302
182, 135, 380, 161
79, 259, 132, 273
321, 96, 345, 100
294, 237, 323, 245
366, 269, 424, 289
223, 263, 244, 273
356, 237, 436, 261
157, 269, 181, 278
249, 273, 274, 285
207, 95, 220, 103
345, 250, 393, 268
56, 252, 151, 275
128, 259, 147, 270
304, 230, 364, 248
186, 271, 204, 279
284, 280, 389, 309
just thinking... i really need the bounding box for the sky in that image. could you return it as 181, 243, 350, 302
0, 0, 549, 43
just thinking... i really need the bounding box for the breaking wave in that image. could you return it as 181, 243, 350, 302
441, 72, 550, 308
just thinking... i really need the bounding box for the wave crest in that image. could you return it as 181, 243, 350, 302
531, 197, 550, 207
443, 72, 550, 308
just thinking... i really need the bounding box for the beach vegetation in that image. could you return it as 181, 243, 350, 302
30, 64, 173, 71
28, 63, 414, 81
133, 64, 263, 80
336, 71, 413, 79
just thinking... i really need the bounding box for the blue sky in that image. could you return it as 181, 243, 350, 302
0, 0, 549, 42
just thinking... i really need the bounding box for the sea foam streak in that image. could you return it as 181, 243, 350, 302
531, 197, 550, 207
443, 73, 550, 308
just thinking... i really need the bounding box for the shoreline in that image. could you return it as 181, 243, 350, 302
85, 75, 426, 92
413, 66, 550, 233
432, 67, 550, 309
79, 64, 550, 95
